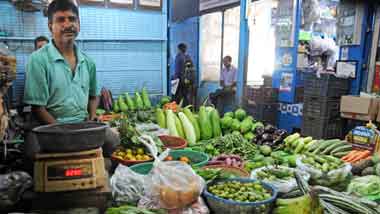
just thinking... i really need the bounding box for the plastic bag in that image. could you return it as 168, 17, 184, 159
136, 123, 169, 136
138, 135, 205, 210
250, 165, 310, 193
110, 164, 145, 204
347, 175, 380, 200
138, 196, 209, 214
296, 156, 352, 187
0, 171, 32, 208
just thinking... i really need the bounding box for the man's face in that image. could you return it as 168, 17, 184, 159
35, 40, 48, 50
223, 58, 231, 68
49, 10, 80, 45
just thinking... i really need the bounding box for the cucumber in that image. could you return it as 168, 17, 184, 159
321, 141, 345, 155
330, 144, 352, 155
312, 140, 334, 154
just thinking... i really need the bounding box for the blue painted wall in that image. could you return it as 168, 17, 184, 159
0, 0, 167, 105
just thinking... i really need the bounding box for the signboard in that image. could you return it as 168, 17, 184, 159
199, 0, 239, 12
138, 0, 162, 9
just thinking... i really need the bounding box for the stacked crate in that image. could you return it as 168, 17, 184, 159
245, 86, 278, 125
301, 73, 349, 139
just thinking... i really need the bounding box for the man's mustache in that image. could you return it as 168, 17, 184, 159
62, 28, 77, 34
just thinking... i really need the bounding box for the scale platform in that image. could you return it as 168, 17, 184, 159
34, 148, 108, 193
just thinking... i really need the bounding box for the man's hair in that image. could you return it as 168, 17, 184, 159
178, 43, 187, 53
224, 55, 232, 62
34, 36, 49, 49
47, 0, 79, 22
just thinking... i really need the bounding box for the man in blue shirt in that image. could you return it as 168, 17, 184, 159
173, 43, 196, 106
210, 56, 237, 113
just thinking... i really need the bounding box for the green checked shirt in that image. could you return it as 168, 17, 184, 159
24, 42, 99, 123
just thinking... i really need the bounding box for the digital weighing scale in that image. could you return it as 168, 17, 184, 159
34, 148, 108, 193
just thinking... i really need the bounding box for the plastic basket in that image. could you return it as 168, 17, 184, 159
246, 86, 278, 103
303, 72, 349, 98
129, 162, 153, 175
302, 116, 343, 139
129, 150, 209, 175
303, 96, 340, 118
245, 102, 278, 125
168, 150, 209, 167
203, 178, 278, 214
158, 135, 188, 150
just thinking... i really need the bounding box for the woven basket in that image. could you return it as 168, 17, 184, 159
203, 178, 278, 214
159, 135, 188, 150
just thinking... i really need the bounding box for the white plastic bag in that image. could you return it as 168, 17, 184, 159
296, 156, 352, 187
110, 164, 145, 204
250, 166, 310, 193
138, 135, 205, 210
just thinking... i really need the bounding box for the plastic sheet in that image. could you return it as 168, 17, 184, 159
250, 166, 310, 193
296, 156, 352, 187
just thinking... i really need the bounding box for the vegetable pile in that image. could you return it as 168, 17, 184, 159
190, 133, 258, 160
113, 87, 152, 113
208, 181, 272, 203
207, 154, 244, 168
255, 167, 294, 181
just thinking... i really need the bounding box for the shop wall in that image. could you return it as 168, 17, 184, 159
0, 0, 167, 105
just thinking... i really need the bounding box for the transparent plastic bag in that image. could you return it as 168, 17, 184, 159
138, 135, 205, 210
0, 171, 32, 208
296, 156, 352, 187
250, 165, 310, 193
110, 164, 145, 204
347, 175, 380, 199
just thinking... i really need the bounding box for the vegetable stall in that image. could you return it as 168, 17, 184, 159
96, 91, 380, 214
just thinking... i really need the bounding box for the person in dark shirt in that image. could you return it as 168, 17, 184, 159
173, 43, 196, 106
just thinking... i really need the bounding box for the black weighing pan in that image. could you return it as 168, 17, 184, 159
32, 122, 108, 153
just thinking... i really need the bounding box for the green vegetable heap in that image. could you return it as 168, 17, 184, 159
256, 167, 294, 181
208, 181, 272, 203
301, 154, 345, 173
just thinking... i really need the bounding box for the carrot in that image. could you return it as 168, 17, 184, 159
348, 150, 371, 163
341, 150, 360, 161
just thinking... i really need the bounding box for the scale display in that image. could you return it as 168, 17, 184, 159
47, 162, 93, 180
275, 0, 296, 47
337, 1, 363, 46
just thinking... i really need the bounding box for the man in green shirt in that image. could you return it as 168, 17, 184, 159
23, 0, 119, 162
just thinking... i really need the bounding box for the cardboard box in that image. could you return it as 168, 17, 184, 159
340, 96, 380, 121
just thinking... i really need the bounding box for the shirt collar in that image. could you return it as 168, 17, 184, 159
47, 41, 85, 63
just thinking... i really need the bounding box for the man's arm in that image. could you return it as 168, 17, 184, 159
32, 105, 56, 124
220, 80, 225, 88
88, 96, 98, 121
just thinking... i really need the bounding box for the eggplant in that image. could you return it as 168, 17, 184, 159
262, 133, 274, 141
264, 124, 276, 134
255, 126, 265, 135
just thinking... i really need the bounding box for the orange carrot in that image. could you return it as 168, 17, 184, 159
342, 150, 360, 161
348, 150, 371, 163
